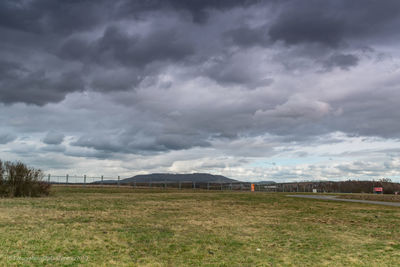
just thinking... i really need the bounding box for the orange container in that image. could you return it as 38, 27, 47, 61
251, 183, 255, 192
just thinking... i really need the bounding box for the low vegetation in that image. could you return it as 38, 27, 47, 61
276, 179, 400, 194
0, 160, 50, 197
340, 193, 400, 202
1, 187, 400, 266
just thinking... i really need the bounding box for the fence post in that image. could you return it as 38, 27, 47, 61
118, 176, 120, 187
230, 183, 232, 190
179, 181, 181, 190
220, 183, 222, 191
207, 182, 210, 190
101, 175, 103, 186
134, 179, 137, 188
164, 180, 167, 189
66, 174, 69, 184
84, 175, 86, 185
193, 181, 196, 189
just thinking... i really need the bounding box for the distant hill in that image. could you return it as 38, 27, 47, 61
254, 181, 276, 184
95, 173, 238, 184
124, 173, 237, 183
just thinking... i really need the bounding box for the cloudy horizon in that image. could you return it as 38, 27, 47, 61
1, 0, 400, 182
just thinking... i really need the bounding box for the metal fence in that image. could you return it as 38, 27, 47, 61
43, 174, 255, 190
40, 174, 342, 192
3, 173, 397, 193
44, 174, 118, 185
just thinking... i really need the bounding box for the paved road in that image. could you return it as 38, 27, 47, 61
287, 194, 400, 207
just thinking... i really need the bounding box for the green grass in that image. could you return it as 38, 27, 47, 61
1, 186, 400, 266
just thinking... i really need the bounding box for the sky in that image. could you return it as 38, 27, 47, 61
1, 0, 400, 182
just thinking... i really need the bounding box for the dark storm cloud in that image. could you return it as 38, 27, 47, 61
1, 0, 400, 163
60, 26, 194, 68
2, 0, 399, 105
58, 26, 195, 92
0, 0, 110, 34
268, 0, 400, 47
0, 60, 84, 105
0, 0, 261, 34
269, 12, 345, 47
117, 0, 263, 23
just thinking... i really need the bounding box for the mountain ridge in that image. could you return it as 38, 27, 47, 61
95, 173, 239, 184
123, 173, 237, 183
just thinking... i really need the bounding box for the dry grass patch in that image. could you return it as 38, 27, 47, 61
1, 188, 400, 266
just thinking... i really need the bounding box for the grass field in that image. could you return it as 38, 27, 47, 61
1, 187, 400, 266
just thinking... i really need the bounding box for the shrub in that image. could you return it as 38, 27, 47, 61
0, 160, 50, 197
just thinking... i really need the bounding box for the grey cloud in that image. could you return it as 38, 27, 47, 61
269, 13, 345, 47
325, 82, 400, 138
0, 133, 16, 144
6, 142, 38, 157
63, 148, 113, 160
71, 130, 212, 155
43, 132, 65, 145
71, 135, 127, 154
336, 161, 387, 176
0, 1, 43, 33
164, 0, 262, 23
155, 134, 211, 151
90, 68, 142, 92
322, 54, 359, 70
253, 96, 333, 137
41, 144, 66, 153
201, 53, 274, 88
224, 25, 270, 48
97, 27, 194, 67
28, 154, 75, 170
255, 96, 332, 120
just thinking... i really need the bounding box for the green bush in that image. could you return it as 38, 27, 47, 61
0, 160, 50, 197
